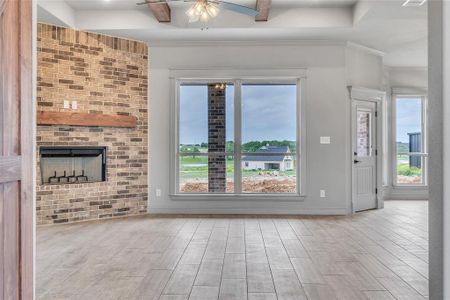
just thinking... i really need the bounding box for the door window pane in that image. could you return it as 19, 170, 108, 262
356, 111, 371, 157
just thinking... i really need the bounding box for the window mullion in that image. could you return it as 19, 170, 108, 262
234, 80, 242, 194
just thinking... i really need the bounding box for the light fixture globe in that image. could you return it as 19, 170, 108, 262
185, 0, 220, 23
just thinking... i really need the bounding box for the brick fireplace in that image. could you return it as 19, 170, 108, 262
39, 147, 107, 184
36, 24, 148, 225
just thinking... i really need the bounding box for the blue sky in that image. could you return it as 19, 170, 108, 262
179, 84, 297, 145
396, 97, 422, 143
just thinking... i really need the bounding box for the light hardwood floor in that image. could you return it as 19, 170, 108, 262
37, 201, 428, 300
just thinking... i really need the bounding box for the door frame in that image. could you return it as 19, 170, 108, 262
0, 0, 34, 298
348, 86, 386, 213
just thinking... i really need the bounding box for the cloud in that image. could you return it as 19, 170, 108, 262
179, 84, 297, 145
396, 97, 422, 143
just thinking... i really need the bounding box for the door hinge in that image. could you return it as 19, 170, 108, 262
375, 149, 378, 156
375, 188, 378, 195
375, 111, 378, 117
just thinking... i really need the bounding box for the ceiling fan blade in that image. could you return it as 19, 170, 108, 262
136, 0, 194, 6
213, 1, 259, 17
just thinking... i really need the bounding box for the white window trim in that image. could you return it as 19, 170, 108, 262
391, 88, 428, 187
169, 68, 307, 200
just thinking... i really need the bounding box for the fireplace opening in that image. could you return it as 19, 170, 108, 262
40, 147, 107, 185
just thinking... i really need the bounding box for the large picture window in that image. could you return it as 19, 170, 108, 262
241, 84, 297, 193
394, 95, 427, 185
176, 79, 301, 195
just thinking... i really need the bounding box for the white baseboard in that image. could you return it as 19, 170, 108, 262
386, 187, 429, 200
148, 207, 350, 215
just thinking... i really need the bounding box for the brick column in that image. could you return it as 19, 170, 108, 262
208, 84, 227, 193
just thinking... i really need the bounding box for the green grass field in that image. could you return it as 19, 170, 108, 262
397, 163, 422, 177
179, 156, 296, 181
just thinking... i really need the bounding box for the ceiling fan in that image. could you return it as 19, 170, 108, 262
136, 0, 259, 23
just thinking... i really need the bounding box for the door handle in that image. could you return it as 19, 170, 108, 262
354, 159, 361, 164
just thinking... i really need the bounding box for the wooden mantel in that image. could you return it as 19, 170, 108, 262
37, 111, 137, 128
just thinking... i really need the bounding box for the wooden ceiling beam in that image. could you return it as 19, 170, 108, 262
255, 0, 271, 22
148, 1, 171, 23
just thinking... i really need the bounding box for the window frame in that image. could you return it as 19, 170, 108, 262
169, 69, 307, 200
392, 90, 428, 187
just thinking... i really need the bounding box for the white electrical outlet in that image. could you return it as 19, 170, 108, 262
320, 190, 326, 198
72, 101, 78, 110
156, 189, 162, 197
63, 100, 70, 109
320, 136, 331, 144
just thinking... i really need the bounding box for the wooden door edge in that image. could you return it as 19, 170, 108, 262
19, 0, 34, 298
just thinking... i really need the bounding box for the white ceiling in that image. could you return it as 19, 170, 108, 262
37, 0, 428, 67
63, 0, 358, 10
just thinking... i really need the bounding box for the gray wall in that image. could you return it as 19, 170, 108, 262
389, 67, 428, 87
148, 43, 386, 214
346, 45, 384, 89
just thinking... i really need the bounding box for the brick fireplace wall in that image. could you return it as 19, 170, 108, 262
36, 24, 148, 225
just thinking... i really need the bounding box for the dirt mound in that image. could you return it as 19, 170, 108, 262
397, 175, 422, 184
181, 178, 296, 193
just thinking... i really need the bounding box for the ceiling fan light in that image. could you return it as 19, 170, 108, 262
200, 11, 209, 22
206, 4, 219, 17
186, 6, 196, 17
185, 0, 221, 24
194, 3, 204, 15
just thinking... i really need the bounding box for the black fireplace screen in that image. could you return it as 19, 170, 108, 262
40, 147, 107, 184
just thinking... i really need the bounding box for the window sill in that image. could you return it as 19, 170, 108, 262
170, 193, 306, 202
391, 185, 428, 190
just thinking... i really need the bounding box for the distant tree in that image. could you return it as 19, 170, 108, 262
191, 147, 201, 158
241, 140, 296, 153
226, 141, 235, 159
396, 142, 409, 153
242, 141, 263, 152
226, 141, 234, 153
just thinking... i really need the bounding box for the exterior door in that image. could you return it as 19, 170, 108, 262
352, 100, 377, 212
0, 0, 33, 299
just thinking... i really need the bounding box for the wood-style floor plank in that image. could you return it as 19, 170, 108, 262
219, 278, 247, 300
248, 293, 277, 300
189, 286, 219, 300
36, 201, 429, 300
302, 283, 337, 300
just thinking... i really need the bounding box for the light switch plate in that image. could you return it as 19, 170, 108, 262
320, 190, 326, 198
156, 189, 162, 197
72, 101, 78, 110
320, 136, 331, 144
63, 100, 70, 109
